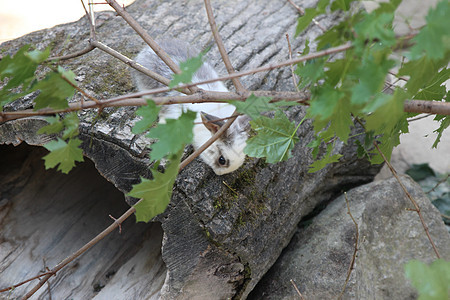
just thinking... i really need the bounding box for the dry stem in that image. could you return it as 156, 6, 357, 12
373, 142, 441, 259
338, 193, 359, 300
204, 0, 246, 93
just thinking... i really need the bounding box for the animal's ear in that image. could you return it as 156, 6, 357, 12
235, 115, 252, 132
201, 111, 225, 134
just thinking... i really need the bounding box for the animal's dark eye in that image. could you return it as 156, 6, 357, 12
218, 155, 226, 166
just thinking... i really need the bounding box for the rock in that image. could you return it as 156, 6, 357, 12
0, 0, 381, 299
249, 175, 450, 299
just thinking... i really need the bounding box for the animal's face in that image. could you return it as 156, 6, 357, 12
195, 113, 250, 175
200, 130, 247, 175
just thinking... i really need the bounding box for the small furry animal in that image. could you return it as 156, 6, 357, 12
132, 40, 249, 175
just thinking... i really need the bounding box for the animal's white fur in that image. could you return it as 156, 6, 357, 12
133, 40, 248, 175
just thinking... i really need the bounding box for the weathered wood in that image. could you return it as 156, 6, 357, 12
0, 0, 382, 299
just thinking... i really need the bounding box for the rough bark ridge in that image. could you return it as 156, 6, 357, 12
0, 0, 384, 299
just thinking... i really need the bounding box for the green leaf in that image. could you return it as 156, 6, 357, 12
32, 68, 76, 110
333, 98, 353, 142
37, 112, 79, 139
373, 0, 402, 14
37, 116, 64, 135
405, 259, 450, 300
295, 57, 326, 88
42, 138, 84, 174
409, 0, 450, 60
353, 12, 396, 50
132, 100, 160, 134
169, 52, 204, 88
365, 89, 407, 133
147, 110, 196, 160
432, 116, 450, 148
415, 67, 449, 100
350, 54, 395, 105
398, 56, 445, 97
0, 45, 48, 89
330, 0, 352, 11
308, 85, 344, 120
308, 143, 342, 172
295, 0, 330, 36
130, 150, 182, 222
244, 111, 301, 163
229, 94, 273, 119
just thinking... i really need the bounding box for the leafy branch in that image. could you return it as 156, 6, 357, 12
0, 0, 449, 297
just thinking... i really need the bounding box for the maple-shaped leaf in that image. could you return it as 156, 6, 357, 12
169, 53, 204, 88
42, 138, 84, 174
350, 53, 395, 105
147, 110, 196, 160
365, 89, 407, 133
308, 84, 344, 121
405, 259, 450, 300
32, 66, 76, 110
0, 46, 50, 108
415, 67, 449, 100
37, 112, 79, 139
132, 100, 160, 134
409, 0, 450, 60
129, 150, 182, 222
398, 56, 445, 97
244, 111, 301, 163
308, 143, 342, 173
353, 12, 396, 50
432, 116, 450, 148
295, 57, 326, 88
230, 94, 273, 119
295, 0, 330, 36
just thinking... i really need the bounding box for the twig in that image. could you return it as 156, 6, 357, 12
21, 205, 137, 299
425, 174, 450, 194
61, 74, 101, 105
290, 279, 306, 300
338, 193, 359, 300
104, 0, 197, 94
407, 114, 432, 122
89, 39, 192, 94
0, 272, 55, 293
204, 0, 246, 93
286, 33, 300, 92
46, 45, 95, 62
373, 142, 441, 259
287, 0, 326, 32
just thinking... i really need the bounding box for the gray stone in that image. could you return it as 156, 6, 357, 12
249, 175, 450, 299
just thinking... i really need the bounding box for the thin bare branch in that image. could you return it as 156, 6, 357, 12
104, 0, 197, 93
338, 193, 359, 300
89, 39, 190, 94
290, 279, 306, 300
373, 142, 441, 259
286, 33, 300, 92
46, 44, 95, 62
287, 0, 326, 32
21, 205, 137, 299
0, 272, 55, 293
204, 0, 246, 93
